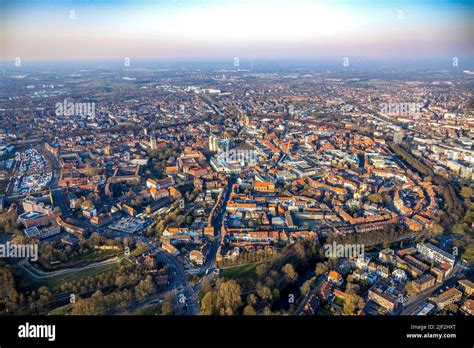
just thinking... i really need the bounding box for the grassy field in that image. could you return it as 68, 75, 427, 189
220, 263, 258, 282
333, 297, 345, 307
48, 304, 72, 315
40, 249, 121, 271
129, 303, 162, 315
18, 260, 121, 291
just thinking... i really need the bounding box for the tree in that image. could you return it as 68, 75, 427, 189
135, 276, 156, 302
367, 193, 383, 204
214, 280, 242, 315
0, 211, 20, 234
315, 262, 329, 277
342, 298, 356, 315
0, 265, 20, 314
346, 282, 360, 294
71, 291, 105, 315
134, 241, 148, 255
431, 223, 444, 235
257, 286, 272, 303
272, 289, 280, 302
200, 278, 212, 297
282, 263, 298, 283
255, 264, 268, 279
243, 305, 257, 315
444, 303, 458, 314
83, 165, 100, 177
263, 276, 276, 288
293, 243, 307, 264
88, 232, 104, 246
200, 291, 214, 315
460, 186, 473, 200
161, 292, 174, 315
300, 279, 313, 295
452, 223, 467, 236
247, 293, 257, 306
342, 289, 364, 315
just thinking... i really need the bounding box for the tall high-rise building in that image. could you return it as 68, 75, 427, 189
393, 131, 404, 144
105, 146, 112, 156
150, 136, 157, 150
209, 135, 219, 152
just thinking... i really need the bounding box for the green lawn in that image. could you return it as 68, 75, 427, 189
333, 297, 345, 307
220, 263, 258, 281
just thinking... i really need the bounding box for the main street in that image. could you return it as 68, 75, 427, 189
200, 174, 237, 274
295, 273, 327, 315
166, 174, 238, 314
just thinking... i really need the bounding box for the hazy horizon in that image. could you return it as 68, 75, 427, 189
1, 0, 473, 63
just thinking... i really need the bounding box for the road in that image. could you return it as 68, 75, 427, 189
17, 255, 122, 279
129, 235, 199, 315
199, 174, 237, 275
50, 188, 72, 217
163, 248, 199, 315
295, 274, 326, 315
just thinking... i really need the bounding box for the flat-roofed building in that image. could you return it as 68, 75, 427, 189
145, 197, 170, 214
461, 299, 474, 315
411, 274, 436, 294
417, 243, 455, 265
18, 211, 56, 228
24, 225, 61, 239
368, 279, 405, 313
431, 266, 447, 283
458, 279, 474, 296
429, 288, 462, 309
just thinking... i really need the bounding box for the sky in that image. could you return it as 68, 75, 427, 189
1, 0, 473, 63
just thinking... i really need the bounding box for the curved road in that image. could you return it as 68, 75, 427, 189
18, 256, 122, 279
